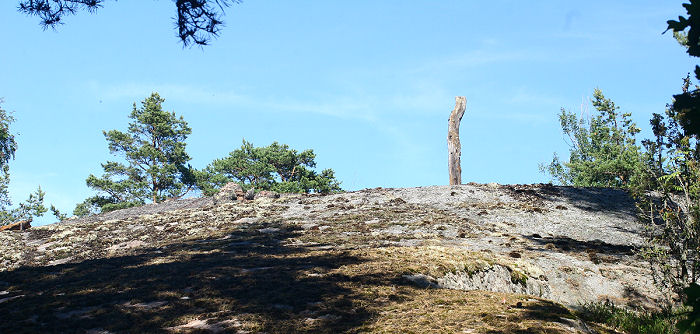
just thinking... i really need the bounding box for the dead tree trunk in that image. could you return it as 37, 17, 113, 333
448, 96, 467, 185
0, 218, 32, 232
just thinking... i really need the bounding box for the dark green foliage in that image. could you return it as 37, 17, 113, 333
175, 0, 242, 46
0, 102, 17, 169
667, 0, 700, 137
79, 93, 195, 215
541, 89, 644, 188
50, 204, 68, 221
196, 140, 341, 195
72, 198, 99, 217
613, 2, 700, 311
0, 101, 47, 225
667, 1, 700, 57
641, 76, 700, 185
0, 183, 48, 225
17, 0, 102, 26
18, 0, 242, 46
578, 301, 677, 334
677, 283, 700, 333
0, 102, 17, 210
11, 187, 48, 221
634, 77, 700, 298
542, 80, 699, 302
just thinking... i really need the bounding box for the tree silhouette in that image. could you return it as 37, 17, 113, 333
18, 0, 241, 46
667, 0, 700, 136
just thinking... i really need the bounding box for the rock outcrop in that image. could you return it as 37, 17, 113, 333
0, 183, 664, 333
214, 182, 245, 203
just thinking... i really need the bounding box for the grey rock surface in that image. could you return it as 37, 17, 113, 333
214, 182, 244, 203
438, 265, 551, 299
244, 188, 255, 201
0, 183, 662, 308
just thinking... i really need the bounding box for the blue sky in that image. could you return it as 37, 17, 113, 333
0, 1, 695, 225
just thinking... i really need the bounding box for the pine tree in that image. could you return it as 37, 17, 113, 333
0, 100, 47, 225
78, 93, 194, 214
541, 89, 644, 188
196, 140, 341, 195
18, 0, 242, 46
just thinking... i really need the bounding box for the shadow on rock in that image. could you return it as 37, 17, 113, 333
505, 184, 636, 218
0, 224, 374, 333
524, 234, 636, 256
484, 299, 594, 334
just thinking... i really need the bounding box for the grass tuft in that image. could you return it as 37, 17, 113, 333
510, 269, 528, 286
578, 300, 679, 334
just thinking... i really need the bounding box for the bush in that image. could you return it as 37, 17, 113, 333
578, 301, 677, 334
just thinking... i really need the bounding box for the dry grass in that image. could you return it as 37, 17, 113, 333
0, 227, 605, 333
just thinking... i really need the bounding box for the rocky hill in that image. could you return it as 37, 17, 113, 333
0, 183, 662, 333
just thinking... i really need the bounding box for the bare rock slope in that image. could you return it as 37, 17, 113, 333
0, 184, 661, 333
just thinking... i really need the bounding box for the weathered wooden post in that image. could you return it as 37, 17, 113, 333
448, 96, 467, 185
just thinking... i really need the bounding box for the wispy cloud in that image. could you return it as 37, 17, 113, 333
262, 97, 378, 122
88, 82, 379, 122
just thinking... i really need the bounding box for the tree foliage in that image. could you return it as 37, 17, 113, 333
543, 83, 699, 299
0, 103, 17, 169
0, 102, 17, 211
667, 0, 700, 137
541, 89, 644, 188
77, 93, 195, 215
677, 283, 700, 333
1, 187, 48, 224
634, 77, 700, 299
18, 0, 242, 46
611, 3, 700, 311
0, 100, 47, 225
196, 140, 342, 195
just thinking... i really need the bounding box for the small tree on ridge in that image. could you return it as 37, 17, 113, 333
77, 93, 195, 214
